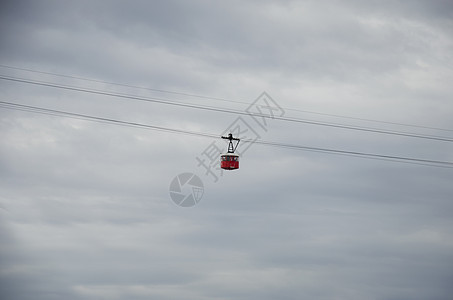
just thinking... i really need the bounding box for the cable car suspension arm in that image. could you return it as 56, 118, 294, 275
221, 133, 240, 153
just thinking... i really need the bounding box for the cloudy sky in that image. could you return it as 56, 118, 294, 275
1, 1, 453, 299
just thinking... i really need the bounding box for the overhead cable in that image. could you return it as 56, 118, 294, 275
1, 100, 452, 169
1, 75, 453, 143
1, 64, 451, 133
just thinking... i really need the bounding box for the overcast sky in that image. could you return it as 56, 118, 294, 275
1, 1, 453, 299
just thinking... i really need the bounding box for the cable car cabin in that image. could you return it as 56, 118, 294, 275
220, 154, 239, 170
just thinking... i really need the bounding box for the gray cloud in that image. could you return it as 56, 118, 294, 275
1, 1, 453, 299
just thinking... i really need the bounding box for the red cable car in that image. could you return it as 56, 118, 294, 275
221, 153, 239, 170
220, 133, 240, 170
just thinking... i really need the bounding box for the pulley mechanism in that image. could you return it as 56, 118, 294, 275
221, 133, 240, 153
